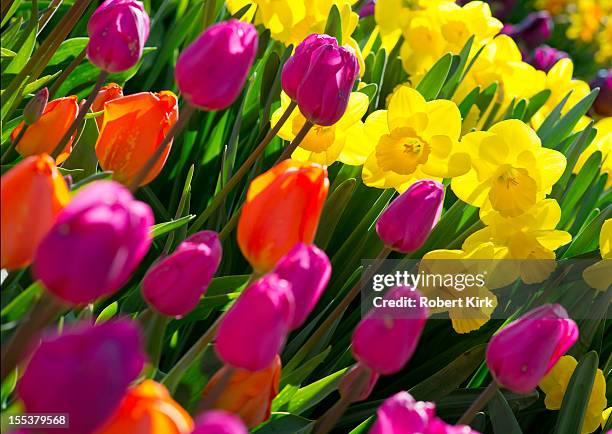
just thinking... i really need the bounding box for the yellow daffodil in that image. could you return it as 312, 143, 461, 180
271, 91, 369, 166
603, 408, 611, 430
539, 355, 607, 434
361, 85, 470, 191
566, 0, 607, 43
462, 199, 572, 284
574, 118, 612, 189
535, 0, 569, 15
595, 20, 612, 64
451, 119, 566, 217
583, 219, 612, 291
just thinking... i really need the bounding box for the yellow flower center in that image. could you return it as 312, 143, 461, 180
489, 165, 538, 217
292, 116, 336, 153
376, 130, 431, 175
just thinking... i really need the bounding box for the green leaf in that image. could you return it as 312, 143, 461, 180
62, 117, 100, 180
4, 22, 36, 73
287, 368, 348, 414
488, 390, 522, 434
416, 53, 453, 101
536, 91, 571, 141
358, 83, 378, 102
458, 86, 481, 119
253, 413, 314, 434
47, 37, 88, 67
151, 215, 195, 239
440, 35, 475, 98
562, 205, 611, 258
316, 178, 357, 249
22, 71, 61, 95
559, 151, 602, 228
324, 4, 342, 44
0, 281, 42, 322
95, 302, 118, 324
523, 89, 551, 121
0, 48, 16, 58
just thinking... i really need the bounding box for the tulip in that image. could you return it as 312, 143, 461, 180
591, 69, 612, 117
502, 11, 553, 49
237, 159, 329, 272
92, 82, 123, 129
33, 180, 153, 305
359, 0, 375, 18
272, 242, 331, 328
295, 43, 359, 126
175, 19, 258, 110
486, 304, 579, 393
87, 0, 150, 73
376, 180, 445, 253
10, 96, 78, 163
18, 319, 146, 434
95, 380, 193, 434
23, 87, 49, 125
528, 45, 569, 72
95, 91, 178, 186
215, 274, 294, 371
202, 356, 281, 428
281, 34, 338, 100
352, 287, 428, 375
1, 155, 70, 270
192, 411, 247, 434
339, 364, 379, 402
142, 230, 222, 317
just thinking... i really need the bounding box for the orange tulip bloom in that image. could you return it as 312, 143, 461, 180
11, 96, 79, 163
95, 380, 193, 434
95, 91, 178, 187
92, 83, 123, 130
1, 154, 70, 270
237, 159, 329, 272
202, 355, 281, 428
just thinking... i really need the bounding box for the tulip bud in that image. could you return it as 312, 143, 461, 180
11, 96, 78, 163
18, 319, 146, 434
33, 180, 153, 305
352, 287, 428, 375
91, 83, 123, 129
193, 411, 248, 434
502, 11, 552, 49
272, 242, 331, 329
486, 304, 579, 393
295, 44, 359, 126
359, 0, 375, 18
1, 155, 70, 270
339, 363, 379, 402
142, 231, 222, 317
591, 69, 612, 117
281, 34, 338, 100
376, 180, 444, 253
175, 19, 258, 110
528, 45, 569, 72
238, 160, 329, 273
215, 274, 294, 371
87, 0, 150, 73
23, 88, 49, 125
96, 380, 194, 434
95, 91, 178, 186
202, 356, 281, 428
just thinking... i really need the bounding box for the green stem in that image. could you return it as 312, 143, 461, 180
276, 119, 313, 162
457, 381, 499, 425
145, 311, 170, 373
48, 47, 86, 98
1, 125, 27, 164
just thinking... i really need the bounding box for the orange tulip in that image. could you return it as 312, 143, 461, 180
95, 91, 179, 187
92, 83, 123, 130
202, 355, 281, 428
11, 96, 78, 163
95, 380, 193, 434
237, 159, 329, 272
1, 154, 70, 270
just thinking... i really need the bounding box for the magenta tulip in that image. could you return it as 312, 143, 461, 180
272, 242, 331, 329
175, 19, 258, 110
33, 180, 153, 305
591, 69, 611, 117
142, 230, 222, 317
87, 0, 150, 73
486, 304, 579, 393
281, 34, 338, 100
376, 180, 444, 253
192, 410, 248, 434
352, 287, 428, 375
18, 319, 146, 434
502, 11, 552, 49
23, 87, 49, 125
295, 44, 359, 126
359, 0, 375, 18
528, 45, 569, 72
215, 274, 294, 371
339, 363, 379, 402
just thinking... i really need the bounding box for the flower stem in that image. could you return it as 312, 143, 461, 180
276, 119, 313, 162
457, 381, 499, 425
1, 125, 27, 164
48, 48, 87, 98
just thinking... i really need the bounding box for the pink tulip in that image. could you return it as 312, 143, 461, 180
352, 287, 427, 375
33, 180, 153, 305
175, 19, 258, 110
339, 363, 379, 402
142, 231, 222, 317
23, 88, 48, 125
18, 319, 146, 434
192, 410, 247, 434
87, 0, 150, 73
502, 11, 552, 49
376, 180, 444, 253
591, 69, 612, 117
296, 44, 359, 126
486, 304, 579, 393
272, 243, 331, 329
215, 274, 294, 371
528, 45, 569, 72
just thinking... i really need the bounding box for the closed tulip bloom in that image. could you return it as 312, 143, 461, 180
18, 319, 146, 434
95, 380, 193, 434
1, 155, 70, 270
23, 87, 49, 125
238, 160, 329, 273
95, 91, 178, 186
142, 231, 222, 317
175, 19, 258, 110
339, 363, 380, 402
87, 0, 150, 73
359, 0, 376, 18
202, 356, 281, 428
215, 274, 294, 371
273, 242, 331, 328
376, 180, 444, 253
486, 304, 579, 393
591, 69, 612, 117
528, 45, 569, 72
295, 44, 359, 126
502, 11, 553, 49
11, 96, 78, 163
92, 83, 123, 129
192, 411, 247, 434
33, 180, 153, 305
352, 287, 428, 375
281, 34, 338, 100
